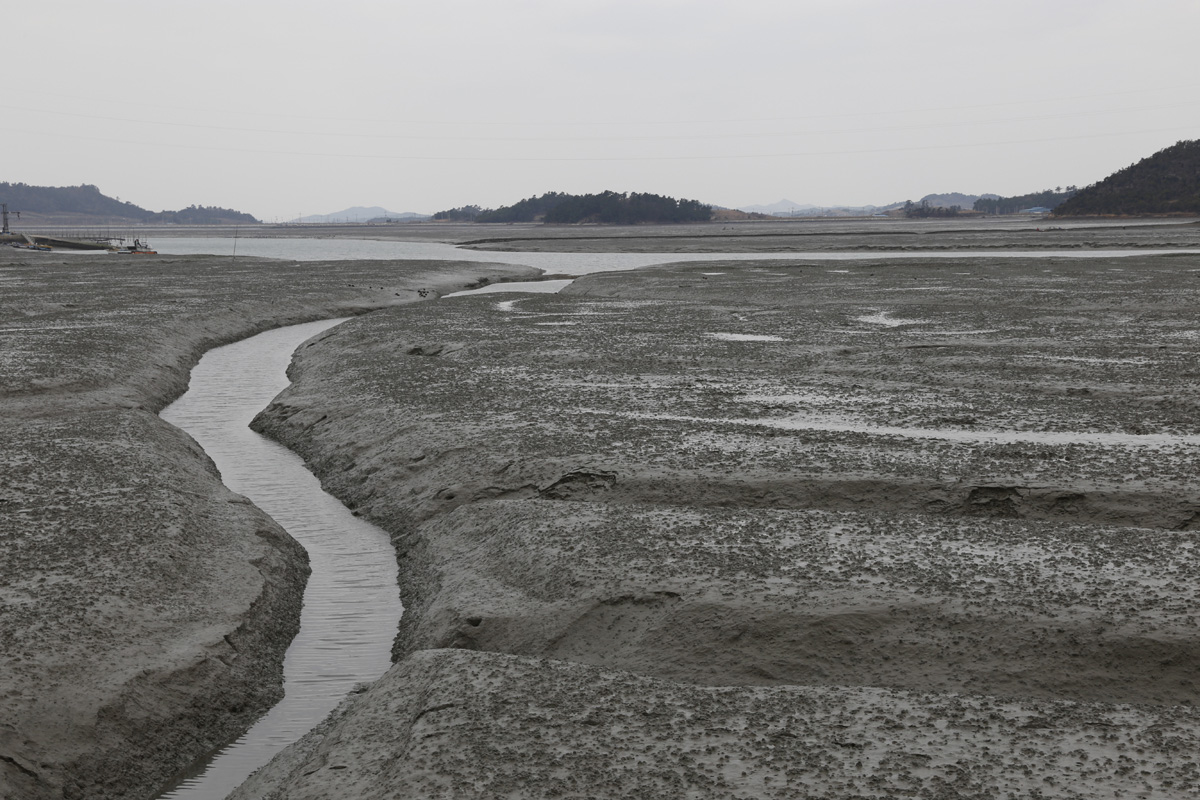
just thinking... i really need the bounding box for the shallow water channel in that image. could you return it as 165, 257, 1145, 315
154, 236, 1200, 275
158, 319, 403, 799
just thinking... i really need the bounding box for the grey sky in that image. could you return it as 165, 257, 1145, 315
6, 0, 1199, 219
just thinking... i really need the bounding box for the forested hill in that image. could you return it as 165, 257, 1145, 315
973, 188, 1077, 215
434, 191, 713, 224
0, 182, 259, 223
1052, 140, 1200, 216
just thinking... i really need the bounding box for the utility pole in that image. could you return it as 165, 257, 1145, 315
2, 203, 20, 234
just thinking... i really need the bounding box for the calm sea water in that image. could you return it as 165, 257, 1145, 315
153, 237, 1200, 276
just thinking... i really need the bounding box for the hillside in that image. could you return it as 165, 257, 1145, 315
974, 188, 1077, 215
1053, 140, 1200, 216
920, 192, 997, 209
0, 182, 258, 224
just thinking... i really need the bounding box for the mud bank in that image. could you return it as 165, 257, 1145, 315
0, 250, 537, 800
234, 649, 1200, 800
450, 215, 1200, 253
247, 253, 1200, 796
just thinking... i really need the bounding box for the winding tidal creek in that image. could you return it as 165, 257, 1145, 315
157, 319, 403, 799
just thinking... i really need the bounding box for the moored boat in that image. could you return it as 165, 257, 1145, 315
108, 237, 157, 255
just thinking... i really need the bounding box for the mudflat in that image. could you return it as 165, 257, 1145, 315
0, 249, 537, 800
449, 216, 1200, 253
6, 220, 1200, 799
244, 249, 1200, 797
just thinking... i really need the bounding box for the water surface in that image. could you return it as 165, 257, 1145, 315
158, 319, 402, 799
154, 237, 1200, 276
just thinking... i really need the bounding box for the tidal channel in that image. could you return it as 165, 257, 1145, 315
157, 319, 403, 799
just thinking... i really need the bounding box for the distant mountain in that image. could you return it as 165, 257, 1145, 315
0, 182, 258, 224
737, 199, 818, 215
297, 206, 429, 223
738, 199, 901, 217
712, 207, 775, 221
737, 192, 1002, 217
918, 192, 998, 209
1053, 140, 1200, 216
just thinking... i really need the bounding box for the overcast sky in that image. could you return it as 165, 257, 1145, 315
5, 0, 1199, 220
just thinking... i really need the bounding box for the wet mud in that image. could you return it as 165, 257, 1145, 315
0, 249, 536, 800
8, 220, 1200, 798
246, 249, 1200, 797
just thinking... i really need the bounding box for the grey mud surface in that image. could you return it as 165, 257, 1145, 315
243, 240, 1200, 797
0, 249, 536, 800
450, 216, 1200, 254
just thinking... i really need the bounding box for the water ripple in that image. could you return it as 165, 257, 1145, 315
157, 319, 403, 799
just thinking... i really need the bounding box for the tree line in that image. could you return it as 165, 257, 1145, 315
903, 200, 962, 218
434, 191, 713, 224
973, 188, 1078, 215
0, 182, 258, 223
